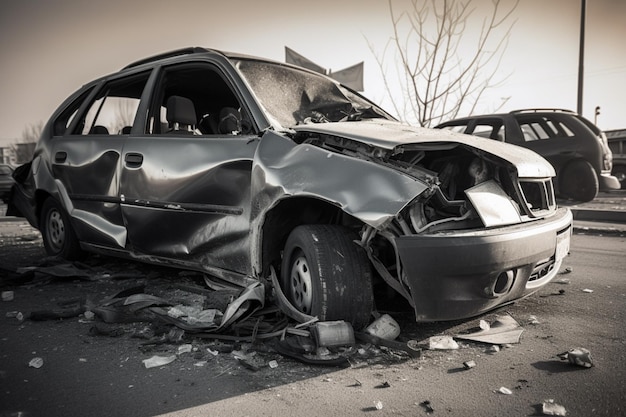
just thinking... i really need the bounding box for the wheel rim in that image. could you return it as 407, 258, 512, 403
289, 252, 313, 314
46, 209, 65, 252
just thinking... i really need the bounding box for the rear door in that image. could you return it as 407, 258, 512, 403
50, 71, 151, 248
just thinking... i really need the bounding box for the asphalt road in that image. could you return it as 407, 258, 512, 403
0, 215, 625, 417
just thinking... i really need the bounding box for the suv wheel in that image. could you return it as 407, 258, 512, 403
558, 160, 599, 202
40, 198, 83, 260
281, 225, 373, 329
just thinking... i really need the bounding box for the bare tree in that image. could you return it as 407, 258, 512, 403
370, 0, 518, 127
11, 122, 43, 164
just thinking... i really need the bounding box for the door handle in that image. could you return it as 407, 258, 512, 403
54, 151, 67, 163
124, 153, 143, 168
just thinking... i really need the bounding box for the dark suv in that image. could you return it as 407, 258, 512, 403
436, 109, 620, 202
606, 129, 626, 188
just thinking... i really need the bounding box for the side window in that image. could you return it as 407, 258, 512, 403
74, 71, 150, 135
519, 116, 575, 142
52, 87, 95, 136
147, 63, 249, 135
439, 124, 468, 134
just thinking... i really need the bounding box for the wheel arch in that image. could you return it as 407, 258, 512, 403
259, 196, 365, 277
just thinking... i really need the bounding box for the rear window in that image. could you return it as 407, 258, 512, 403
517, 116, 574, 142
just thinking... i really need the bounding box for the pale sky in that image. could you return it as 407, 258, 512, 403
1, 0, 625, 148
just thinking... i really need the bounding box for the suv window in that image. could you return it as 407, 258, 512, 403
74, 71, 150, 136
517, 116, 575, 142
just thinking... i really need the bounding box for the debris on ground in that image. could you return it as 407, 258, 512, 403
496, 386, 513, 395
463, 360, 476, 369
364, 313, 401, 341
541, 399, 567, 416
419, 400, 434, 413
582, 288, 594, 293
557, 347, 593, 368
28, 357, 44, 369
456, 314, 524, 344
528, 315, 540, 325
142, 355, 177, 368
427, 335, 459, 350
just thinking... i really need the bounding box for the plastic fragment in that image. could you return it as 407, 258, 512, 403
463, 360, 476, 369
365, 314, 400, 341
268, 360, 278, 369
479, 320, 490, 330
177, 344, 193, 354
428, 335, 459, 350
528, 315, 540, 325
28, 357, 44, 369
558, 347, 593, 368
375, 401, 383, 410
541, 399, 567, 416
419, 400, 434, 413
142, 355, 176, 368
582, 288, 593, 293
488, 345, 500, 353
83, 311, 95, 321
496, 387, 513, 395
2, 291, 14, 301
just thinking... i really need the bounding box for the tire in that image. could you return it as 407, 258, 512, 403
281, 225, 374, 330
558, 160, 599, 202
40, 198, 83, 260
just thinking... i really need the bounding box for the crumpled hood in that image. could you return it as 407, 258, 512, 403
292, 119, 556, 178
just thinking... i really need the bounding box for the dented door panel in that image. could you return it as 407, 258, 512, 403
119, 135, 258, 275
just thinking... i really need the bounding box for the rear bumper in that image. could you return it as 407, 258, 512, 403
396, 208, 573, 321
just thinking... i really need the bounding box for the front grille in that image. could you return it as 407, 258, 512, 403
519, 179, 555, 215
529, 258, 555, 282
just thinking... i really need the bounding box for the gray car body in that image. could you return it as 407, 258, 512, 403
9, 48, 572, 321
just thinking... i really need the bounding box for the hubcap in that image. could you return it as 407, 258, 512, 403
289, 254, 313, 314
46, 209, 65, 252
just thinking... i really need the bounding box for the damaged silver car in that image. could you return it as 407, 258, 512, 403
8, 47, 572, 328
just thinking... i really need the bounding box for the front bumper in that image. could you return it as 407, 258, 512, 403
396, 207, 573, 321
600, 172, 621, 190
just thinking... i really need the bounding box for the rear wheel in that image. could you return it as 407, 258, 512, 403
281, 225, 373, 330
40, 198, 83, 260
558, 160, 599, 202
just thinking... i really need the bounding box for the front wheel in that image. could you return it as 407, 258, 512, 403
281, 225, 374, 330
40, 197, 83, 260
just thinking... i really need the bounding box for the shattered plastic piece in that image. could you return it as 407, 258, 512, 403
311, 321, 355, 347
177, 344, 193, 354
582, 288, 593, 293
2, 291, 14, 301
207, 348, 219, 356
5, 311, 20, 318
487, 345, 500, 353
456, 314, 524, 344
419, 401, 434, 413
528, 315, 540, 325
142, 355, 177, 368
28, 357, 44, 369
496, 387, 513, 395
83, 311, 95, 321
375, 401, 383, 410
542, 399, 567, 416
428, 335, 459, 350
463, 360, 476, 369
479, 320, 490, 330
365, 314, 401, 341
559, 266, 572, 274
268, 360, 278, 369
558, 347, 593, 368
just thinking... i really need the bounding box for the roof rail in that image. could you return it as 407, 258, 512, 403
122, 47, 210, 69
510, 108, 577, 114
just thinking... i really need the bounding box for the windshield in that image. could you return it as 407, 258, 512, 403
233, 59, 393, 128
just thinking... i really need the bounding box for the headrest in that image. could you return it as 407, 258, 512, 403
166, 96, 196, 126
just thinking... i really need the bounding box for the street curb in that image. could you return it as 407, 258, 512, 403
570, 208, 626, 223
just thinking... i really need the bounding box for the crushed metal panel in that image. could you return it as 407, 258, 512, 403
251, 131, 430, 229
